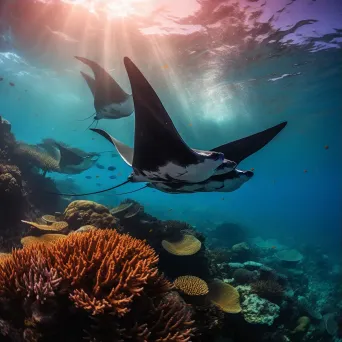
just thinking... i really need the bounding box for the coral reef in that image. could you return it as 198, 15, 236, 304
239, 290, 280, 326
0, 229, 195, 341
162, 234, 202, 256
63, 200, 119, 230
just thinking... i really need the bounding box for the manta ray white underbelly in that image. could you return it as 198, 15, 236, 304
130, 152, 225, 184
147, 169, 253, 194
97, 95, 134, 120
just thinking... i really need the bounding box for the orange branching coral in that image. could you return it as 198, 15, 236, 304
0, 229, 195, 341
162, 234, 202, 256
52, 229, 159, 316
21, 220, 68, 232
174, 276, 209, 296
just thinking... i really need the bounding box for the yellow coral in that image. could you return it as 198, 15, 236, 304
14, 142, 60, 172
174, 276, 209, 296
21, 234, 67, 247
162, 234, 201, 256
208, 280, 241, 313
21, 220, 68, 232
292, 316, 310, 334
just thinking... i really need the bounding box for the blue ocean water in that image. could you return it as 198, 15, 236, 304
1, 1, 342, 341
1, 0, 341, 258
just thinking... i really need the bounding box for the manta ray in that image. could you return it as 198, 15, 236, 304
39, 139, 100, 174
49, 56, 287, 197
75, 56, 134, 123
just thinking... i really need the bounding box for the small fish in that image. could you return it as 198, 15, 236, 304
96, 183, 101, 186
85, 175, 92, 179
304, 170, 308, 173
271, 246, 276, 249
149, 229, 153, 233
0, 77, 3, 81
168, 208, 173, 212
9, 82, 15, 87
96, 163, 105, 169
109, 175, 116, 180
250, 168, 255, 171
324, 145, 329, 150
162, 64, 169, 69
95, 175, 100, 178
108, 166, 116, 171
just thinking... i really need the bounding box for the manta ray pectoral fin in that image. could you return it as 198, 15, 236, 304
80, 71, 96, 96
123, 57, 205, 173
75, 56, 129, 103
212, 121, 287, 164
90, 128, 133, 166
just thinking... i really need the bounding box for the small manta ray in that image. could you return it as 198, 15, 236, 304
39, 139, 100, 174
75, 56, 134, 125
48, 57, 287, 197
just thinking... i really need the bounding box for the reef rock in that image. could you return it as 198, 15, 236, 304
63, 200, 119, 230
238, 286, 280, 325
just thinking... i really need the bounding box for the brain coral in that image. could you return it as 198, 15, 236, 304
63, 200, 119, 230
0, 229, 195, 341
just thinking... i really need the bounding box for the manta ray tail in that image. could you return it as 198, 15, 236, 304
116, 185, 148, 195
46, 180, 130, 197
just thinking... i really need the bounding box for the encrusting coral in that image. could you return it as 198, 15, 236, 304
0, 229, 195, 341
20, 234, 67, 248
250, 279, 284, 301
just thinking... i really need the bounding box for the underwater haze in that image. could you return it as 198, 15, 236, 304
0, 0, 342, 340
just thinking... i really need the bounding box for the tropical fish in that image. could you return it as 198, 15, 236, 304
75, 56, 134, 123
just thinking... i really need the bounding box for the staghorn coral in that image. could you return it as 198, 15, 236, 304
207, 280, 241, 313
22, 257, 62, 304
162, 234, 202, 256
62, 229, 159, 316
250, 279, 284, 301
174, 276, 209, 296
63, 200, 118, 230
0, 229, 195, 341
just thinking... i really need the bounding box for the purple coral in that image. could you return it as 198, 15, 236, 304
22, 257, 61, 303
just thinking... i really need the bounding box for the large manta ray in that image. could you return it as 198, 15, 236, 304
49, 57, 287, 197
75, 56, 134, 124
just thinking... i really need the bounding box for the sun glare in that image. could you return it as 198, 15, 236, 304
58, 0, 154, 18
